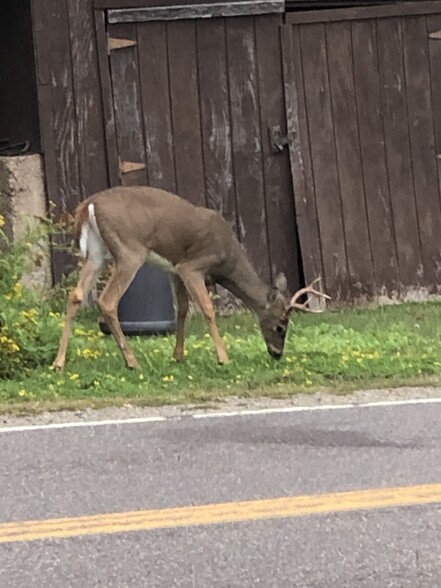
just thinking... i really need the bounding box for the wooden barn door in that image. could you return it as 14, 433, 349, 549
281, 3, 441, 303
97, 6, 302, 291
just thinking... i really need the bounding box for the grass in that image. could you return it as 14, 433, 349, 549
2, 301, 441, 414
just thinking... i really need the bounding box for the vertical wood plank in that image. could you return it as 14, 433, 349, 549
137, 22, 176, 192
226, 16, 270, 282
351, 19, 400, 296
256, 16, 301, 291
167, 20, 205, 206
49, 0, 81, 212
196, 18, 237, 229
326, 21, 374, 300
428, 14, 441, 176
94, 10, 120, 187
403, 15, 441, 290
31, 0, 81, 280
109, 23, 147, 187
299, 23, 349, 301
428, 14, 441, 286
31, 0, 59, 204
34, 0, 81, 213
31, 0, 50, 86
68, 0, 108, 197
377, 17, 423, 288
281, 24, 323, 289
35, 84, 58, 283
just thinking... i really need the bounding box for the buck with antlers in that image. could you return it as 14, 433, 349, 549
53, 186, 330, 370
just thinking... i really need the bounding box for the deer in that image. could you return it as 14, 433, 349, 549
53, 186, 330, 370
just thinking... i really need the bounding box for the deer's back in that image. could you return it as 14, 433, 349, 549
78, 186, 237, 269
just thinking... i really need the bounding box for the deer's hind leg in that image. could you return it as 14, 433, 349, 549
53, 256, 102, 370
172, 276, 189, 362
98, 251, 145, 369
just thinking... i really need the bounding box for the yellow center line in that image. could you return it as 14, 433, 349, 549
2, 483, 441, 544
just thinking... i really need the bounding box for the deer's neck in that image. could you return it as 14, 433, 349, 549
219, 247, 270, 316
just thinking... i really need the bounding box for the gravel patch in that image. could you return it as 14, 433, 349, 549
2, 386, 441, 429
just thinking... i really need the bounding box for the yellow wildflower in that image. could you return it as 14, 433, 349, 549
13, 283, 23, 298
18, 389, 26, 397
79, 348, 101, 359
0, 215, 4, 228
74, 328, 87, 337
69, 373, 79, 381
162, 375, 175, 382
4, 283, 23, 301
20, 309, 38, 324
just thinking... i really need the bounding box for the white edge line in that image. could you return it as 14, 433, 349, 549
193, 397, 441, 418
0, 416, 167, 434
1, 397, 441, 434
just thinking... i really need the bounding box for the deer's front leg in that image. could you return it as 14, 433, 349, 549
53, 257, 101, 370
177, 267, 229, 365
172, 276, 189, 362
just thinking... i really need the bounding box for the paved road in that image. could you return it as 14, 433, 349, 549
1, 400, 441, 587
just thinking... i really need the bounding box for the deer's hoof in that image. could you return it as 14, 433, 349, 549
52, 360, 65, 371
126, 359, 141, 370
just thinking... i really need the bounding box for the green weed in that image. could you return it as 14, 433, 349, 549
2, 212, 441, 413
1, 302, 441, 413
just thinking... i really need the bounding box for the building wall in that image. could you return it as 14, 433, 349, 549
30, 0, 303, 288
29, 0, 441, 301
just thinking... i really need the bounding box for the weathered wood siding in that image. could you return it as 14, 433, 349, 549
105, 12, 302, 290
30, 0, 441, 302
31, 0, 301, 289
31, 0, 109, 277
283, 2, 441, 302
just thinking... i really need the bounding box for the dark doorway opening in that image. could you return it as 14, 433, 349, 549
0, 0, 40, 155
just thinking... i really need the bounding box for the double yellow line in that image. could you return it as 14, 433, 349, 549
1, 483, 441, 544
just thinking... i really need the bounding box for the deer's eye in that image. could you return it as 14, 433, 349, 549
276, 325, 285, 335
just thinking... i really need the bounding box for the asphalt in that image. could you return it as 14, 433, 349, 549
1, 400, 441, 587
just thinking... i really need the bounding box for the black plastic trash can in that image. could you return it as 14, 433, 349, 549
99, 264, 176, 336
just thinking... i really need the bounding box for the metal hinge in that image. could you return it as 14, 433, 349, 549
107, 37, 137, 54
269, 125, 294, 154
118, 159, 146, 175
429, 30, 441, 40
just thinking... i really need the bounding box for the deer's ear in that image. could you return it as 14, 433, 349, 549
274, 273, 287, 293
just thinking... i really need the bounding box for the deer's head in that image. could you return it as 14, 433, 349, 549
259, 275, 289, 360
259, 276, 330, 360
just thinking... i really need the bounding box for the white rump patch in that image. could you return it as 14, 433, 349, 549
79, 203, 110, 267
79, 224, 89, 258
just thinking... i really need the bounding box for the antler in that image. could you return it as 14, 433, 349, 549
284, 277, 331, 319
